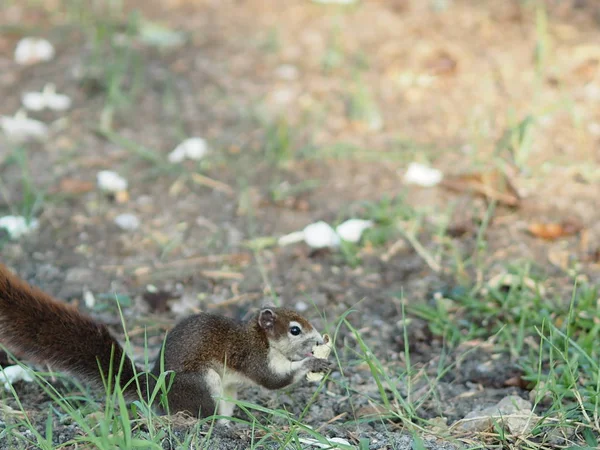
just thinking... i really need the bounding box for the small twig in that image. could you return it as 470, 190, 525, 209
398, 229, 441, 273
199, 270, 244, 281
316, 412, 347, 432
380, 238, 408, 262
190, 173, 235, 196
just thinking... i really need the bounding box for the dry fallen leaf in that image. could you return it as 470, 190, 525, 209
442, 169, 520, 206
57, 178, 95, 194
424, 50, 458, 76
527, 221, 582, 240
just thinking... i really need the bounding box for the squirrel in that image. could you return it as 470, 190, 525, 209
0, 263, 331, 420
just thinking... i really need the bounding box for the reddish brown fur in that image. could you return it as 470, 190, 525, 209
0, 263, 144, 396
271, 310, 312, 339
0, 264, 323, 418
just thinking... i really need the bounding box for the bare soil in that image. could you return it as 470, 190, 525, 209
2, 0, 600, 448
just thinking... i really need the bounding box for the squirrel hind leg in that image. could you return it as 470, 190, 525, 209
217, 385, 238, 425
166, 371, 218, 418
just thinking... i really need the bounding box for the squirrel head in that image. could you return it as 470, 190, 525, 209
257, 307, 323, 361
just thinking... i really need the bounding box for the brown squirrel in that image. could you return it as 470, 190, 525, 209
0, 263, 331, 420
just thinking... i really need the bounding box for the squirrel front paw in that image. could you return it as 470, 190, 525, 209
304, 357, 333, 373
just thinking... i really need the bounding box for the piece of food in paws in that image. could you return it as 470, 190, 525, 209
307, 333, 332, 382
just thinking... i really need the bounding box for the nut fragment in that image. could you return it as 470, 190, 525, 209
307, 333, 332, 382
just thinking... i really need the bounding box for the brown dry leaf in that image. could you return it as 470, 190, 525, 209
424, 51, 458, 76
527, 221, 582, 240
441, 169, 520, 206
57, 178, 95, 194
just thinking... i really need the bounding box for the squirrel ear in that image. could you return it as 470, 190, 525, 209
258, 308, 276, 331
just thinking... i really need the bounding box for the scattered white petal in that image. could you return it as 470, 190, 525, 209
14, 37, 55, 65
0, 365, 34, 391
0, 216, 39, 239
303, 221, 340, 249
277, 231, 306, 247
402, 162, 443, 187
167, 145, 187, 163
22, 84, 71, 112
44, 90, 71, 111
97, 170, 128, 192
0, 110, 48, 142
336, 219, 373, 243
22, 92, 46, 111
114, 213, 140, 231
168, 137, 209, 163
83, 289, 96, 308
275, 64, 299, 81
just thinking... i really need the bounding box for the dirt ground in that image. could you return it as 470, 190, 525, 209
2, 0, 600, 448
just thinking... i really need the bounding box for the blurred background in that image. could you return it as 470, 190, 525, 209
2, 0, 600, 445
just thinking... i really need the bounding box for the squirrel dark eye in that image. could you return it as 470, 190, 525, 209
290, 326, 302, 336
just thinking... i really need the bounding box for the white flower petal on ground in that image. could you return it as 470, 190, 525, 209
114, 213, 140, 231
44, 85, 72, 111
14, 37, 55, 65
335, 219, 373, 243
167, 146, 187, 163
22, 91, 46, 111
0, 216, 39, 239
402, 162, 443, 187
0, 365, 35, 391
303, 221, 340, 248
22, 84, 71, 112
0, 111, 49, 142
183, 138, 208, 160
168, 137, 209, 163
97, 170, 128, 192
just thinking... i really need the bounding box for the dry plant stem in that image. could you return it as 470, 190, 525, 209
398, 228, 441, 273
190, 173, 235, 196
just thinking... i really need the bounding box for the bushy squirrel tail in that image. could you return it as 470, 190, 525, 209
0, 263, 147, 397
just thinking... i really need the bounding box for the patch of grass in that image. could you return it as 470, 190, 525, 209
268, 178, 320, 204
322, 22, 344, 73
1, 303, 362, 449
259, 26, 280, 53
263, 117, 294, 167
411, 264, 600, 445
352, 195, 418, 246
0, 147, 46, 221
495, 113, 537, 171
347, 76, 382, 131
299, 139, 441, 164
